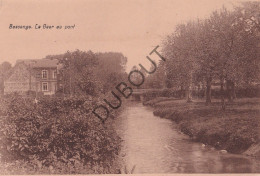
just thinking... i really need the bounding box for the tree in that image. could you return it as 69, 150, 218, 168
207, 5, 259, 107
162, 21, 201, 102
162, 3, 260, 108
59, 50, 101, 96
54, 50, 128, 97
95, 52, 128, 93
144, 60, 166, 89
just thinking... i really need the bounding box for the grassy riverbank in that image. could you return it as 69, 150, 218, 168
144, 97, 260, 157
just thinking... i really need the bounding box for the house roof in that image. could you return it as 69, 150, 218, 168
32, 59, 58, 68
16, 59, 58, 68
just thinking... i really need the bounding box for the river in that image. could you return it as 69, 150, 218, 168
115, 102, 260, 173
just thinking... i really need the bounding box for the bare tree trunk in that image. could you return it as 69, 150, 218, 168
186, 83, 193, 103
180, 85, 185, 99
202, 81, 206, 99
206, 78, 212, 105
231, 82, 236, 99
220, 76, 226, 111
197, 84, 200, 98
186, 72, 193, 103
227, 80, 235, 102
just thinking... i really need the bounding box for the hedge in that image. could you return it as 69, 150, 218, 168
0, 94, 121, 174
142, 87, 260, 101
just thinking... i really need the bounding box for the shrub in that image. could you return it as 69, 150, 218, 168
143, 88, 182, 101
235, 87, 260, 98
0, 95, 121, 174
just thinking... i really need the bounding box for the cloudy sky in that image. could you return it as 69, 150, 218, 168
0, 0, 239, 71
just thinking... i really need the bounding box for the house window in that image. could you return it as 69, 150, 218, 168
53, 70, 57, 79
42, 82, 48, 91
42, 70, 48, 79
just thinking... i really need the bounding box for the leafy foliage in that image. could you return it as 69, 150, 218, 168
0, 94, 121, 174
160, 2, 260, 104
45, 50, 128, 96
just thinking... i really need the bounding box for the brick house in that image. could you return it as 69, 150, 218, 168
4, 59, 59, 95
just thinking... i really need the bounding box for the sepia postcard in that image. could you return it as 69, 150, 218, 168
0, 0, 259, 175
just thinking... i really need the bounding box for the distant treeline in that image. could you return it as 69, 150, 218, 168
142, 2, 260, 107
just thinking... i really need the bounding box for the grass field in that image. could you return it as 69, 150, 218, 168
145, 98, 260, 157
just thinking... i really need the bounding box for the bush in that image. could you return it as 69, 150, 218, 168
143, 88, 183, 101
143, 90, 160, 101
235, 87, 260, 98
0, 94, 121, 174
142, 87, 260, 101
209, 87, 260, 99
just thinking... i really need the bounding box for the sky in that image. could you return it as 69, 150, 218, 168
0, 0, 241, 71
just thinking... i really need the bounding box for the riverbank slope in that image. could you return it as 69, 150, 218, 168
144, 98, 260, 157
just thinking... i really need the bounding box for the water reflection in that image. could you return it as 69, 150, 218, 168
116, 103, 260, 173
